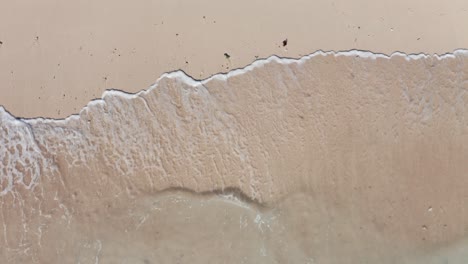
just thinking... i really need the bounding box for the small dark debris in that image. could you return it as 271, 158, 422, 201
103, 76, 108, 81
203, 16, 206, 19
176, 33, 179, 36
255, 55, 259, 59
282, 39, 288, 47
224, 53, 230, 59
0, 41, 3, 45
185, 61, 188, 64
358, 26, 361, 29
417, 37, 420, 40
35, 36, 39, 41
213, 20, 216, 23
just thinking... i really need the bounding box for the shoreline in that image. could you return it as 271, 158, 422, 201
2, 48, 467, 121
1, 0, 467, 118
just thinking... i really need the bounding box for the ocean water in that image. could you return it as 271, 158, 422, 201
1, 51, 468, 263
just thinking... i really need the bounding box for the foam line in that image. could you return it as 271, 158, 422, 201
2, 49, 468, 124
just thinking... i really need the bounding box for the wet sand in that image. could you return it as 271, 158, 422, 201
2, 52, 468, 263
2, 1, 468, 263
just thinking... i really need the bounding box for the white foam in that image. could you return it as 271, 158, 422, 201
0, 106, 49, 195
216, 193, 253, 210
8, 49, 466, 125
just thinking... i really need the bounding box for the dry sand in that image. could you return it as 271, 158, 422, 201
1, 1, 468, 264
1, 0, 468, 118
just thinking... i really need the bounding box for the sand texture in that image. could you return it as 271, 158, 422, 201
1, 52, 468, 263
1, 0, 468, 118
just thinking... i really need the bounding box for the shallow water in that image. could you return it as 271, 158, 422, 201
1, 51, 468, 263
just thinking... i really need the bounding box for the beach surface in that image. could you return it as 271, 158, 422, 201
1, 0, 468, 118
1, 1, 468, 263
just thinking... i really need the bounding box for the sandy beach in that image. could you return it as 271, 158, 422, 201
1, 0, 468, 118
1, 1, 468, 263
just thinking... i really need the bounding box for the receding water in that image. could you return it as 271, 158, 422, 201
1, 51, 468, 263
